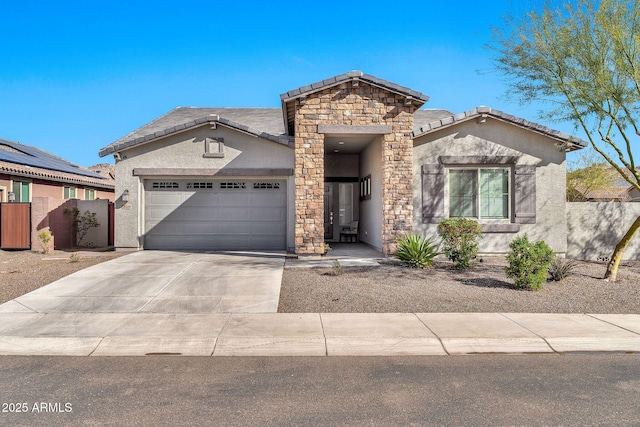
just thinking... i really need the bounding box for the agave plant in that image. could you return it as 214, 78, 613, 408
395, 234, 440, 269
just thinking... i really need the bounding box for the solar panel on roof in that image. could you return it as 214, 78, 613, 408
0, 140, 105, 179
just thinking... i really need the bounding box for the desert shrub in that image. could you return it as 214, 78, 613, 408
437, 218, 482, 269
330, 259, 342, 276
37, 230, 52, 255
505, 235, 554, 291
69, 252, 81, 263
548, 257, 578, 281
395, 234, 440, 269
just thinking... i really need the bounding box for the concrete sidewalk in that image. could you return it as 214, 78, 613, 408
0, 312, 638, 356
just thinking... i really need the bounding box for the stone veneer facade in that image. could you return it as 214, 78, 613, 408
294, 80, 416, 255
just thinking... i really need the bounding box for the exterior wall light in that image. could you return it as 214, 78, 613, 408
8, 192, 15, 202
122, 189, 129, 203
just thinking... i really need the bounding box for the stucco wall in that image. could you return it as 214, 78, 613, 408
113, 125, 294, 250
77, 199, 110, 248
567, 202, 640, 260
413, 118, 568, 253
359, 138, 383, 250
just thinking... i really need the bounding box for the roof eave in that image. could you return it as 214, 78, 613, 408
99, 115, 294, 157
412, 107, 588, 151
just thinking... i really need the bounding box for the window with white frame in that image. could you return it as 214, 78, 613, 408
63, 186, 77, 199
449, 168, 510, 220
12, 180, 30, 202
85, 189, 96, 200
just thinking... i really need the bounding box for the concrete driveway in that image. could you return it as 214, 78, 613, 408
2, 250, 285, 314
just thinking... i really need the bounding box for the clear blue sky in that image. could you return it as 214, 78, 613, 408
1, 0, 587, 168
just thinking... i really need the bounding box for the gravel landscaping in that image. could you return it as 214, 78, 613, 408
0, 250, 125, 304
278, 258, 640, 313
3, 249, 639, 314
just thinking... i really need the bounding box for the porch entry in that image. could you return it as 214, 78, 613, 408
323, 181, 358, 242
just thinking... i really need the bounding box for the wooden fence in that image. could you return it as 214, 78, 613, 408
0, 203, 31, 250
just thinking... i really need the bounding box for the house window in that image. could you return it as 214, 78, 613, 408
449, 168, 510, 219
220, 182, 246, 189
203, 137, 224, 158
187, 182, 213, 189
253, 182, 280, 189
85, 189, 96, 200
152, 182, 179, 189
12, 180, 30, 202
339, 183, 354, 226
63, 186, 77, 199
360, 175, 371, 201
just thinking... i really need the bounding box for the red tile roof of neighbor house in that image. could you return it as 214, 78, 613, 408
0, 138, 114, 189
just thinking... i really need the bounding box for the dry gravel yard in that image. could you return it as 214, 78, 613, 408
278, 258, 640, 313
3, 250, 640, 314
0, 250, 125, 304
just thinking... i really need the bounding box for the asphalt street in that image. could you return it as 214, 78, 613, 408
1, 354, 640, 426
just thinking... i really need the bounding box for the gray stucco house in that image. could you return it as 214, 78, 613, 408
99, 71, 586, 256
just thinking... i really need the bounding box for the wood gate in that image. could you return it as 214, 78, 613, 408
0, 203, 31, 249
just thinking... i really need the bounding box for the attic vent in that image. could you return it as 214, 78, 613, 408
220, 182, 246, 189
253, 182, 281, 189
152, 182, 179, 189
187, 182, 213, 189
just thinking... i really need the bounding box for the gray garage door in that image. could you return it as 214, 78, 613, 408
144, 179, 287, 250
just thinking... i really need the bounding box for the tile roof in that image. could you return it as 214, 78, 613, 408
412, 106, 588, 150
99, 108, 292, 157
0, 138, 114, 188
279, 70, 430, 104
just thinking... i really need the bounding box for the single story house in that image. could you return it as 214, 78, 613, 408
0, 138, 115, 249
99, 71, 586, 256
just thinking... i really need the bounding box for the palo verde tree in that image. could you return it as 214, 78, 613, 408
489, 0, 640, 281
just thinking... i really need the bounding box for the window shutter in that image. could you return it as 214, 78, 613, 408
422, 164, 445, 224
514, 165, 536, 224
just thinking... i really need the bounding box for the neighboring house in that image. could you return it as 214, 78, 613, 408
99, 71, 586, 255
570, 169, 640, 202
0, 138, 115, 248
0, 138, 115, 203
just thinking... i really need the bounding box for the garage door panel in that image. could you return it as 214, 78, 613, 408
249, 207, 285, 221
251, 222, 285, 234
251, 236, 285, 250
183, 193, 217, 206
182, 222, 217, 234
221, 222, 253, 234
251, 193, 286, 206
217, 193, 250, 204
217, 208, 250, 221
144, 179, 287, 250
148, 193, 183, 205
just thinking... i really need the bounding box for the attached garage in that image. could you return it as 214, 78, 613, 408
144, 179, 287, 250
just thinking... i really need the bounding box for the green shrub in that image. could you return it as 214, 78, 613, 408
437, 218, 482, 269
548, 257, 578, 281
395, 234, 440, 269
37, 230, 52, 255
331, 259, 342, 276
505, 235, 554, 290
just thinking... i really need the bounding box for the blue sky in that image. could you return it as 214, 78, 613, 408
1, 0, 586, 168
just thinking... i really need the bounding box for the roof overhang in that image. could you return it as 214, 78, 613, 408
412, 106, 588, 151
99, 114, 294, 158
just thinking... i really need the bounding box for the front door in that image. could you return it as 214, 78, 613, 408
324, 183, 333, 239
